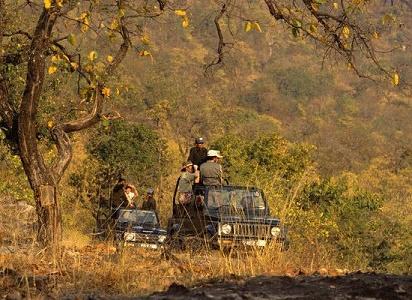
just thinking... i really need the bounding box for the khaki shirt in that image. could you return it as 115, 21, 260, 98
178, 172, 196, 193
200, 161, 223, 186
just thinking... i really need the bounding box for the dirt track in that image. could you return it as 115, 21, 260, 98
146, 272, 412, 300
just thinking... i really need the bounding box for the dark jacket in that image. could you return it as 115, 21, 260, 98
111, 183, 127, 208
188, 147, 208, 166
141, 197, 157, 211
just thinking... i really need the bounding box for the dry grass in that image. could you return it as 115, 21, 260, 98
0, 235, 347, 298
0, 198, 345, 298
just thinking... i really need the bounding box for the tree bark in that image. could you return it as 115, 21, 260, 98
18, 9, 61, 247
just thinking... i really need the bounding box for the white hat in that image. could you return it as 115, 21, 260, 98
207, 149, 223, 158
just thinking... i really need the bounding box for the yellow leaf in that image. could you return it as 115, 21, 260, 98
88, 51, 98, 61
79, 12, 88, 20
44, 0, 52, 9
51, 55, 60, 63
141, 35, 150, 45
56, 0, 64, 8
140, 50, 151, 56
110, 19, 119, 30
245, 21, 252, 32
309, 24, 318, 33
81, 17, 90, 33
47, 120, 54, 128
175, 9, 186, 16
79, 12, 90, 33
342, 26, 350, 39
182, 16, 189, 28
48, 65, 57, 74
139, 50, 154, 62
392, 72, 400, 86
372, 31, 379, 39
253, 22, 262, 32
333, 2, 339, 9
116, 88, 120, 95
70, 62, 78, 70
102, 87, 111, 97
107, 55, 114, 63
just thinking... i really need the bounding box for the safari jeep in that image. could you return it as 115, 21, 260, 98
167, 184, 287, 250
115, 209, 167, 249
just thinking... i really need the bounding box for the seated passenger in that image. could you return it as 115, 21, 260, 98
177, 161, 199, 204
200, 150, 224, 186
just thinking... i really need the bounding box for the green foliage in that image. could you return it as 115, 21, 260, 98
0, 142, 33, 203
212, 133, 410, 273
212, 134, 314, 187
87, 120, 169, 189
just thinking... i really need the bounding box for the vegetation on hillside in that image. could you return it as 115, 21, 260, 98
0, 0, 411, 297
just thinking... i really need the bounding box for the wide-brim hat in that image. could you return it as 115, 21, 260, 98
207, 149, 223, 158
181, 161, 194, 171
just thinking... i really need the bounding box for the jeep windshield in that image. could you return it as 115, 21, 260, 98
205, 187, 267, 217
118, 210, 158, 226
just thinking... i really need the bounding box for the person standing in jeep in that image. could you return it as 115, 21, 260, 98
188, 137, 208, 168
200, 150, 224, 186
141, 188, 157, 212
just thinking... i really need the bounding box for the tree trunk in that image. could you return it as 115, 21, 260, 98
18, 9, 61, 248
34, 184, 62, 247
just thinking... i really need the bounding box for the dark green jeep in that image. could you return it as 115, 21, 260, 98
167, 184, 287, 250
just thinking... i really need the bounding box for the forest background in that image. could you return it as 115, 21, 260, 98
0, 0, 411, 296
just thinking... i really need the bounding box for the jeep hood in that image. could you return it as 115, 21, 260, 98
209, 215, 281, 226
130, 226, 167, 235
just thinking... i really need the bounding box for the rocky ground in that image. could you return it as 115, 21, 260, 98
145, 272, 412, 300
3, 271, 410, 300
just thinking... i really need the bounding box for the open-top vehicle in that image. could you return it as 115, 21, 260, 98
167, 184, 287, 250
115, 209, 167, 249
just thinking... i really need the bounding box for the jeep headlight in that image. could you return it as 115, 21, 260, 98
124, 232, 136, 241
158, 235, 167, 243
221, 224, 232, 235
271, 227, 281, 237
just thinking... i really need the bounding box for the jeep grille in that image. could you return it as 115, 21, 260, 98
233, 223, 271, 238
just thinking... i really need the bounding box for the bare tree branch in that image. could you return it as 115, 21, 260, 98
205, 3, 228, 72
51, 2, 131, 181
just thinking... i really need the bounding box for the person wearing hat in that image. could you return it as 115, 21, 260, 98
141, 188, 157, 212
200, 150, 224, 186
125, 184, 138, 208
177, 161, 200, 204
187, 137, 208, 168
